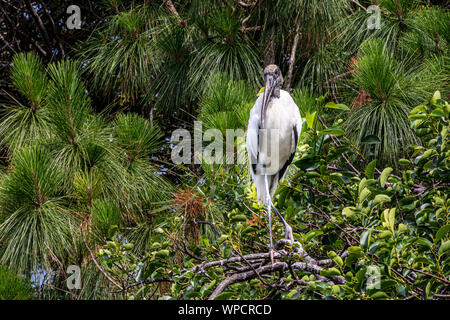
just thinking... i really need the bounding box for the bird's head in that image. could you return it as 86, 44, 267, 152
261, 64, 283, 127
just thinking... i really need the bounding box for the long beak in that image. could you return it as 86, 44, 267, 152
261, 74, 274, 128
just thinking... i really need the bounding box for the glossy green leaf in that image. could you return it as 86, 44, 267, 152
360, 135, 381, 145
318, 127, 345, 136
324, 102, 350, 111
379, 167, 392, 188
304, 229, 324, 242
438, 240, 450, 256
435, 225, 450, 243
365, 160, 377, 179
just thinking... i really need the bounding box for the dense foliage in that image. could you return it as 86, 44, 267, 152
0, 0, 448, 300
0, 266, 35, 300
94, 90, 450, 300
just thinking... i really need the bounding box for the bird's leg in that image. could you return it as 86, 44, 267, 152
271, 204, 294, 244
268, 200, 275, 264
263, 167, 275, 264
263, 168, 294, 250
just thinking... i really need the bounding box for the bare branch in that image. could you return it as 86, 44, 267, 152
236, 0, 258, 8
208, 258, 345, 299
350, 0, 367, 11
80, 223, 123, 290
284, 14, 301, 90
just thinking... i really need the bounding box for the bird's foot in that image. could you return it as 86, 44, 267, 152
269, 248, 275, 264
284, 224, 294, 244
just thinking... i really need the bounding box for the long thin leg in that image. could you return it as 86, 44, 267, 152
263, 168, 294, 245
263, 170, 276, 264
271, 204, 287, 226
263, 169, 274, 251
271, 204, 294, 243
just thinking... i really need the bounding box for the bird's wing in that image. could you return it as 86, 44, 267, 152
246, 97, 263, 174
277, 123, 299, 181
277, 92, 303, 181
293, 106, 303, 153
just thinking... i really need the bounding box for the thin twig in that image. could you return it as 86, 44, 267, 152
80, 223, 123, 290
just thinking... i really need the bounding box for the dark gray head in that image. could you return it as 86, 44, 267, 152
261, 64, 283, 127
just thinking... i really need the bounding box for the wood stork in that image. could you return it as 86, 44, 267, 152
246, 64, 303, 252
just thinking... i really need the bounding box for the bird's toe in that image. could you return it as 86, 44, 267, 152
285, 225, 294, 244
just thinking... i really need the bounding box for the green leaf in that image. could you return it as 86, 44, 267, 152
348, 246, 363, 253
373, 194, 391, 206
326, 251, 343, 267
200, 235, 210, 248
320, 267, 341, 277
419, 149, 436, 162
379, 167, 392, 188
327, 251, 338, 259
410, 104, 427, 115
425, 281, 431, 299
388, 208, 396, 234
378, 230, 392, 239
415, 238, 433, 249
333, 256, 344, 268
368, 241, 380, 254
217, 234, 228, 244
304, 229, 324, 242
286, 289, 298, 299
324, 102, 350, 111
123, 243, 134, 251
431, 91, 441, 104
398, 223, 408, 234
408, 114, 427, 120
342, 206, 357, 218
331, 285, 341, 295
431, 108, 445, 118
359, 188, 371, 204
371, 291, 389, 299
155, 250, 170, 259
358, 178, 367, 196
200, 280, 216, 297
360, 135, 381, 145
438, 240, 450, 256
257, 87, 265, 96
231, 214, 247, 223
365, 160, 377, 179
435, 225, 450, 243
213, 292, 235, 300
223, 244, 232, 258
360, 230, 370, 250
306, 111, 317, 129
318, 127, 345, 136
294, 157, 320, 171
315, 92, 328, 103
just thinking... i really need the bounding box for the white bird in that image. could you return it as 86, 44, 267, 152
246, 64, 303, 252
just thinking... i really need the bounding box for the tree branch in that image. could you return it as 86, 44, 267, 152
202, 239, 346, 299
208, 257, 345, 299
80, 223, 123, 290
284, 14, 301, 90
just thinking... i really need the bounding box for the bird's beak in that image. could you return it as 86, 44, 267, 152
261, 74, 275, 128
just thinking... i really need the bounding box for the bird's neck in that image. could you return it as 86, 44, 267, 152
273, 87, 281, 99
265, 88, 281, 113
